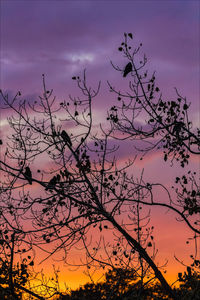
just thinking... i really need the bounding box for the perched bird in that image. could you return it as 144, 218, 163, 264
61, 130, 72, 147
24, 167, 32, 185
46, 176, 57, 190
128, 33, 133, 39
123, 62, 132, 77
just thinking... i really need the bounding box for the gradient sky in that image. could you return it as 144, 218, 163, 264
0, 0, 199, 290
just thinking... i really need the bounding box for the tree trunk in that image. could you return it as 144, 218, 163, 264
108, 214, 178, 300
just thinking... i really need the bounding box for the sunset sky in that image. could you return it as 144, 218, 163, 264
0, 0, 199, 291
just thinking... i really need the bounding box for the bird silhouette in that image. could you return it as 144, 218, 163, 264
123, 62, 132, 77
61, 130, 72, 147
24, 167, 32, 185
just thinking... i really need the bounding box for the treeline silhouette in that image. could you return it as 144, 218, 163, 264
0, 267, 200, 299
58, 267, 200, 300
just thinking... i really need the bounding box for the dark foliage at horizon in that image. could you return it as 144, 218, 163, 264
60, 267, 200, 300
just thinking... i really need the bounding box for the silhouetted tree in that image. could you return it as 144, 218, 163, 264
108, 33, 200, 233
109, 33, 200, 165
0, 33, 199, 299
177, 268, 200, 299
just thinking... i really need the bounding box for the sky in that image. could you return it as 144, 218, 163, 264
0, 0, 199, 291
